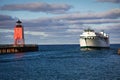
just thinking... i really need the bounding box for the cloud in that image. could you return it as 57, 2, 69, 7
0, 29, 13, 44
17, 8, 119, 31
23, 18, 65, 27
0, 14, 16, 28
22, 8, 120, 28
0, 8, 120, 33
0, 15, 14, 21
65, 19, 120, 24
96, 0, 120, 3
66, 29, 82, 33
25, 31, 48, 37
66, 24, 120, 35
57, 8, 120, 20
0, 29, 13, 33
0, 2, 72, 14
98, 24, 120, 30
88, 24, 120, 31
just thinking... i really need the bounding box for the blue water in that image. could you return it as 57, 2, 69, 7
0, 44, 120, 80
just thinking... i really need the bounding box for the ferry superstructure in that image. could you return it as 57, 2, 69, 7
80, 29, 110, 48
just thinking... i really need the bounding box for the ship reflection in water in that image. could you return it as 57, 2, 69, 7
80, 47, 110, 51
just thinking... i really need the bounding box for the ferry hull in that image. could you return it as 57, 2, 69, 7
80, 38, 110, 48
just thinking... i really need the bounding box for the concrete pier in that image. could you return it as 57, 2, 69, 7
0, 44, 39, 54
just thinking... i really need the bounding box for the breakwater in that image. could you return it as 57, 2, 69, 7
0, 44, 38, 54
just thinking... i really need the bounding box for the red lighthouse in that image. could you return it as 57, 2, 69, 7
14, 20, 25, 45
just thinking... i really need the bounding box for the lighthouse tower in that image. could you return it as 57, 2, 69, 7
14, 20, 25, 45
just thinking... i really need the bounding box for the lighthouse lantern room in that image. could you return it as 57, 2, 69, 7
14, 20, 25, 45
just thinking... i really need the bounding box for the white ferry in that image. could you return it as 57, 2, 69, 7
80, 29, 110, 48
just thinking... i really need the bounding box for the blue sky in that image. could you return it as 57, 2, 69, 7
0, 0, 120, 44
